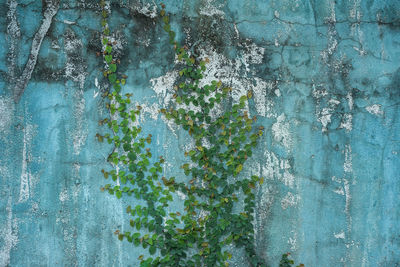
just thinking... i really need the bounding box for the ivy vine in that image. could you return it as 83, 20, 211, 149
96, 1, 304, 267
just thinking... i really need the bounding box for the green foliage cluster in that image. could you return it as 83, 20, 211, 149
96, 1, 304, 267
279, 253, 304, 267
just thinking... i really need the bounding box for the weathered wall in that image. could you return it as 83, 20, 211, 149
1, 0, 400, 266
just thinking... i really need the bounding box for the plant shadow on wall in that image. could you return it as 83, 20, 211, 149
96, 1, 304, 267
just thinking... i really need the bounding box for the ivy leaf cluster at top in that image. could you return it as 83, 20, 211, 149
96, 1, 304, 267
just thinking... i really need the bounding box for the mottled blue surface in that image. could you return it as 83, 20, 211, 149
1, 0, 399, 266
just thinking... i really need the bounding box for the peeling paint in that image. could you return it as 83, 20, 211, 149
366, 104, 383, 116
281, 192, 300, 210
340, 113, 353, 132
0, 97, 14, 133
272, 114, 293, 150
1, 1, 400, 266
334, 231, 346, 239
199, 0, 225, 17
344, 145, 353, 174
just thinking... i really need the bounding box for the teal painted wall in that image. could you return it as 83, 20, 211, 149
1, 0, 399, 266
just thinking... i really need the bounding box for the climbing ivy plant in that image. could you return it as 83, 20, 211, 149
97, 1, 304, 267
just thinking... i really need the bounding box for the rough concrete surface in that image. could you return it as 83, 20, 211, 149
0, 0, 399, 266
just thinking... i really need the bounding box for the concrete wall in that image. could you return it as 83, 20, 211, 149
1, 0, 399, 266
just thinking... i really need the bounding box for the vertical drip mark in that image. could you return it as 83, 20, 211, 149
18, 128, 29, 203
0, 197, 19, 267
18, 122, 35, 203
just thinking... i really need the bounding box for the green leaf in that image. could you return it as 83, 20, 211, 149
149, 245, 156, 255
108, 73, 117, 83
105, 45, 112, 54
235, 164, 243, 174
105, 54, 112, 63
163, 16, 169, 24
109, 64, 117, 72
112, 124, 119, 133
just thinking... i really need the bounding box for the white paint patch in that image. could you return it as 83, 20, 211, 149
262, 151, 295, 188
150, 71, 178, 107
344, 145, 352, 173
133, 101, 179, 135
334, 231, 346, 239
150, 43, 270, 118
340, 113, 353, 132
321, 36, 338, 63
288, 232, 297, 250
94, 78, 100, 98
63, 19, 76, 25
0, 97, 14, 133
72, 89, 87, 155
135, 102, 160, 122
64, 32, 88, 155
281, 192, 300, 210
18, 123, 37, 203
333, 187, 345, 195
59, 188, 69, 202
366, 104, 383, 116
199, 0, 225, 17
130, 1, 158, 18
326, 0, 337, 23
316, 98, 340, 132
349, 0, 366, 56
64, 40, 86, 87
346, 92, 354, 111
272, 114, 293, 150
0, 197, 19, 267
312, 86, 328, 98
261, 150, 279, 180
343, 178, 352, 231
252, 78, 274, 117
332, 175, 342, 184
176, 190, 187, 200
233, 23, 239, 39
